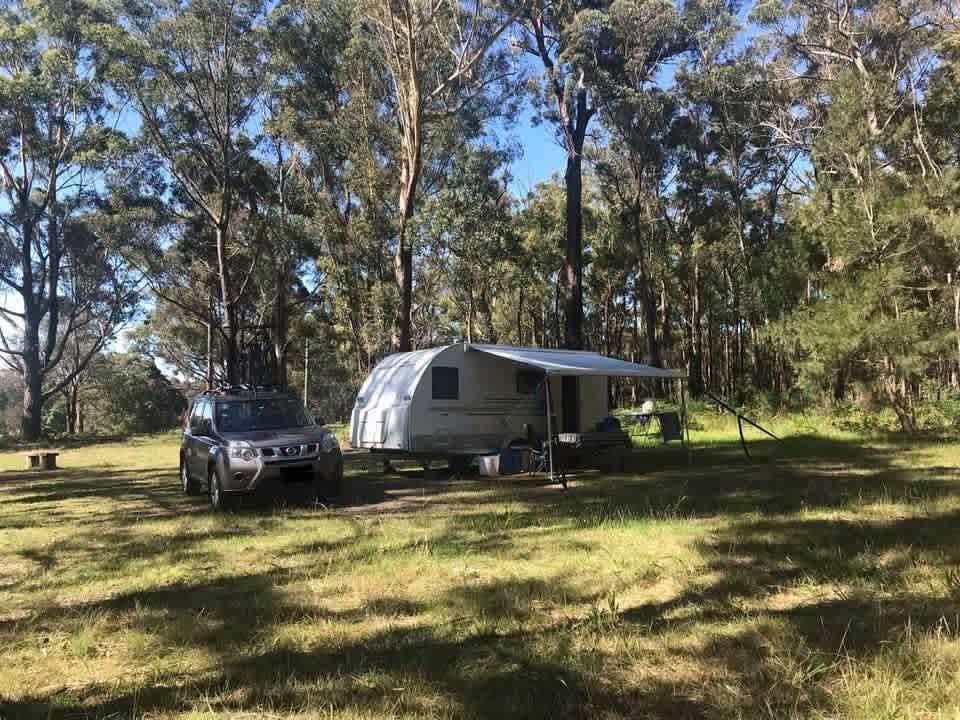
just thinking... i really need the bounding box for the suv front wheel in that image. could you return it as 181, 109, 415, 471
181, 457, 201, 495
312, 456, 343, 504
208, 467, 232, 511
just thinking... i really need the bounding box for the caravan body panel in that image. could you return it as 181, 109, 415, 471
350, 344, 610, 457
349, 347, 444, 451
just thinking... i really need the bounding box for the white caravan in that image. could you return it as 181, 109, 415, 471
349, 342, 681, 464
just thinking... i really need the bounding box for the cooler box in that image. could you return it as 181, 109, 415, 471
478, 455, 500, 477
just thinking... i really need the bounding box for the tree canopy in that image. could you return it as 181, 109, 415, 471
0, 0, 958, 437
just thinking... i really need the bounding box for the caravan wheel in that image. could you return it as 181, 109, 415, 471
448, 455, 472, 475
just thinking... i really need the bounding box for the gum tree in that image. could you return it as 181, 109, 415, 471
0, 0, 138, 439
112, 0, 269, 384
361, 0, 521, 351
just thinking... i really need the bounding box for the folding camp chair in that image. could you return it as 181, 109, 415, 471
523, 423, 549, 474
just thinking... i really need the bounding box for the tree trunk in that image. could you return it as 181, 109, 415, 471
477, 288, 496, 343
641, 278, 659, 366
21, 355, 43, 441
690, 254, 704, 395
953, 279, 959, 387
273, 265, 289, 388
553, 274, 562, 347
632, 214, 661, 368
883, 371, 916, 433
517, 284, 524, 346
21, 285, 43, 441
215, 225, 239, 384
563, 150, 584, 351
206, 317, 215, 390
561, 144, 583, 433
393, 228, 414, 352
466, 289, 474, 343
65, 387, 76, 436
392, 89, 422, 353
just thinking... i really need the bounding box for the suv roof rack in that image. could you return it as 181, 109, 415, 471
200, 384, 290, 397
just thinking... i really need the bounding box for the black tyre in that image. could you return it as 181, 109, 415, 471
208, 467, 232, 511
180, 457, 201, 495
314, 455, 343, 503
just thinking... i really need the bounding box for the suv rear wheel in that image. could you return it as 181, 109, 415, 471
180, 457, 200, 495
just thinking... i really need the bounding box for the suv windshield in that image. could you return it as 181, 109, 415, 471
215, 398, 313, 432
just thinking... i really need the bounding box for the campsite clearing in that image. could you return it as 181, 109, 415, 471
1, 419, 959, 719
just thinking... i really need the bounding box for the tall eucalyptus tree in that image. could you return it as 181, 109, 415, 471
112, 0, 270, 385
0, 0, 139, 439
360, 0, 521, 351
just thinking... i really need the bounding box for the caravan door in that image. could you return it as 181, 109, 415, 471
357, 408, 389, 447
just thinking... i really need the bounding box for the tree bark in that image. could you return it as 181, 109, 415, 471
206, 313, 215, 390
20, 211, 42, 440
690, 253, 704, 395
22, 357, 43, 440
65, 381, 82, 436
393, 133, 420, 352
953, 279, 960, 388
517, 284, 524, 345
273, 265, 289, 388
563, 150, 584, 350
478, 288, 496, 343
215, 225, 239, 384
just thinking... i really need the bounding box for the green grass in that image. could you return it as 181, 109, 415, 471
1, 419, 959, 719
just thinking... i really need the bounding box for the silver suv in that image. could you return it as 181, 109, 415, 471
180, 388, 343, 509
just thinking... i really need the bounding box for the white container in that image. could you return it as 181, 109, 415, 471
477, 455, 499, 477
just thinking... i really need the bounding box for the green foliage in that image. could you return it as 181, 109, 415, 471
52, 353, 188, 436
0, 0, 141, 439
3, 0, 960, 440
4, 424, 960, 717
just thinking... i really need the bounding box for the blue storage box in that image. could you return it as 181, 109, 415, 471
498, 447, 521, 475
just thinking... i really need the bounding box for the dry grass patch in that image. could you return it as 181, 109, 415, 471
0, 425, 959, 718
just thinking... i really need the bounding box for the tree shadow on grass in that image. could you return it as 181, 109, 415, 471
2, 567, 845, 720
606, 507, 960, 715
8, 431, 941, 529
3, 432, 960, 718
334, 432, 960, 526
0, 465, 198, 531
576, 432, 960, 517
2, 569, 717, 720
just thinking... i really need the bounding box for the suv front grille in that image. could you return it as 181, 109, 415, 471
260, 444, 319, 461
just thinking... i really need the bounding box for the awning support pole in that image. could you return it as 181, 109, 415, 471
545, 374, 555, 484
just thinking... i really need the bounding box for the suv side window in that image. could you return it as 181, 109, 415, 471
187, 401, 200, 432
190, 400, 209, 434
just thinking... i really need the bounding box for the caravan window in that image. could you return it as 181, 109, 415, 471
432, 366, 459, 400
516, 369, 543, 395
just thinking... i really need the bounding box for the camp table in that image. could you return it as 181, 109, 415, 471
549, 430, 632, 488
623, 410, 683, 442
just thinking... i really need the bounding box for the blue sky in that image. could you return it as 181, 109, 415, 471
505, 108, 568, 197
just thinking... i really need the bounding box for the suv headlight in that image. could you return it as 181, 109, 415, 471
320, 433, 339, 453
229, 441, 259, 462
